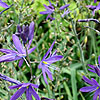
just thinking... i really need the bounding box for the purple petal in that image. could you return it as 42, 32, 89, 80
42, 41, 55, 60
46, 67, 53, 81
48, 0, 52, 6
80, 86, 98, 92
88, 64, 95, 69
88, 69, 96, 73
91, 78, 100, 86
98, 56, 100, 65
18, 59, 24, 67
0, 73, 21, 84
86, 5, 96, 10
82, 76, 94, 85
0, 49, 17, 54
59, 4, 70, 10
29, 86, 40, 100
27, 39, 33, 49
28, 47, 36, 54
30, 84, 39, 88
28, 21, 34, 41
40, 11, 52, 15
94, 0, 97, 3
12, 34, 25, 54
0, 54, 16, 63
10, 87, 26, 100
0, 0, 9, 8
94, 67, 100, 77
43, 4, 53, 11
46, 14, 55, 21
61, 9, 71, 18
44, 55, 63, 64
26, 88, 32, 100
9, 84, 23, 89
42, 68, 48, 84
93, 88, 100, 100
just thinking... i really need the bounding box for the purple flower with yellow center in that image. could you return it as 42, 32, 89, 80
40, 0, 55, 21
88, 56, 100, 77
38, 41, 63, 84
86, 2, 100, 16
9, 83, 40, 100
0, 0, 13, 14
78, 18, 100, 23
0, 73, 21, 84
80, 76, 100, 100
0, 34, 36, 67
59, 4, 70, 18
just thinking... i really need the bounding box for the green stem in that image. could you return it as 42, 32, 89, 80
71, 20, 88, 73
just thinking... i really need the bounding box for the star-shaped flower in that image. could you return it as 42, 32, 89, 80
86, 2, 100, 16
80, 76, 100, 100
38, 41, 63, 84
0, 34, 36, 67
88, 56, 100, 77
9, 83, 40, 100
40, 0, 55, 21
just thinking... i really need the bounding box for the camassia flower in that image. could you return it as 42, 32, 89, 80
86, 2, 100, 16
38, 41, 63, 84
40, 0, 55, 21
59, 4, 70, 18
80, 76, 100, 100
88, 56, 100, 77
0, 0, 13, 14
16, 21, 34, 44
9, 83, 40, 100
0, 34, 36, 67
0, 73, 21, 84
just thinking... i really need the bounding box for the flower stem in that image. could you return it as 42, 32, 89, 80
71, 20, 88, 73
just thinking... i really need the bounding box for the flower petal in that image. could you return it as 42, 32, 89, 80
10, 87, 26, 100
80, 86, 97, 92
0, 49, 17, 54
82, 76, 94, 85
28, 47, 36, 54
12, 34, 25, 54
0, 54, 16, 63
18, 59, 24, 67
93, 88, 100, 100
88, 69, 96, 73
59, 4, 70, 10
91, 78, 100, 86
30, 84, 39, 88
26, 88, 32, 100
42, 40, 55, 60
0, 0, 9, 8
9, 84, 23, 89
88, 64, 95, 69
44, 55, 63, 64
29, 86, 40, 100
40, 11, 52, 15
28, 21, 34, 41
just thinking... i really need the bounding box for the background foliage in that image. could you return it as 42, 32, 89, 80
0, 0, 100, 100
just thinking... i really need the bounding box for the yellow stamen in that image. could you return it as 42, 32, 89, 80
43, 61, 48, 64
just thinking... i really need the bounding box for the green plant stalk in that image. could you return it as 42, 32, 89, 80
71, 20, 88, 74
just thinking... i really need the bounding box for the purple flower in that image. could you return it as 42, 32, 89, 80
80, 76, 100, 100
9, 83, 40, 100
40, 0, 55, 21
88, 56, 100, 77
86, 2, 100, 16
0, 34, 36, 67
59, 4, 70, 10
38, 41, 63, 84
0, 0, 13, 14
61, 9, 70, 18
94, 0, 97, 3
78, 18, 100, 23
0, 0, 9, 8
0, 73, 21, 84
16, 21, 34, 44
